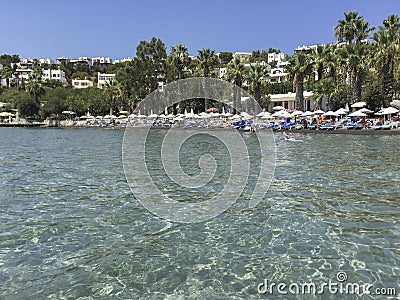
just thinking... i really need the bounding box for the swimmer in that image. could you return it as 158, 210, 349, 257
282, 131, 290, 139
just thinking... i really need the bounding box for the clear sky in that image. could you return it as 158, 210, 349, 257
1, 0, 399, 60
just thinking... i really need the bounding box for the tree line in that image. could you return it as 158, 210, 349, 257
0, 12, 399, 118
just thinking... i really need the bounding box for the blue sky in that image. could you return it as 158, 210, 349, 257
1, 0, 399, 59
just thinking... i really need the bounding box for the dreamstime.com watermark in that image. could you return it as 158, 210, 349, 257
122, 77, 276, 223
257, 271, 397, 296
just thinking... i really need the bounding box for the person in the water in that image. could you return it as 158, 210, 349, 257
282, 131, 290, 139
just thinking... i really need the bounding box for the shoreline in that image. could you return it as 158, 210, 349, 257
1, 123, 400, 135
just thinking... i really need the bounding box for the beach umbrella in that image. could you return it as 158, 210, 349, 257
335, 108, 348, 115
313, 109, 325, 114
381, 107, 399, 115
358, 108, 374, 114
351, 101, 366, 108
273, 106, 285, 111
390, 100, 400, 109
348, 110, 367, 117
301, 111, 314, 117
323, 110, 339, 116
119, 110, 129, 115
229, 114, 241, 120
292, 110, 304, 116
0, 112, 13, 117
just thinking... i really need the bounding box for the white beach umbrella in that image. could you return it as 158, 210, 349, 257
348, 110, 367, 117
381, 107, 399, 115
335, 108, 348, 115
273, 106, 285, 111
313, 109, 325, 114
292, 110, 304, 116
301, 111, 314, 117
0, 112, 13, 117
390, 100, 400, 109
358, 108, 374, 114
323, 110, 339, 116
351, 101, 366, 108
229, 114, 241, 120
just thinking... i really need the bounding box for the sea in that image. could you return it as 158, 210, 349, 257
0, 127, 399, 299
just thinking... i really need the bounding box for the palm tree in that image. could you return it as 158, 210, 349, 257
25, 71, 45, 117
0, 66, 13, 88
334, 12, 374, 104
335, 12, 374, 44
169, 44, 189, 81
226, 57, 245, 113
336, 42, 370, 104
169, 44, 189, 113
373, 15, 400, 106
197, 48, 218, 111
245, 62, 269, 113
286, 52, 314, 111
103, 80, 121, 116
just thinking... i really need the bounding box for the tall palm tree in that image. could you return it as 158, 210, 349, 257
226, 57, 245, 113
373, 15, 400, 107
169, 44, 189, 81
103, 80, 121, 116
197, 48, 218, 111
245, 62, 269, 113
335, 42, 369, 104
25, 71, 45, 117
334, 12, 374, 104
286, 52, 314, 111
0, 66, 13, 88
169, 44, 189, 113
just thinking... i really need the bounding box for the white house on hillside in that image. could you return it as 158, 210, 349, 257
42, 69, 67, 84
267, 52, 286, 64
72, 78, 94, 89
97, 73, 116, 89
268, 91, 314, 111
234, 52, 252, 62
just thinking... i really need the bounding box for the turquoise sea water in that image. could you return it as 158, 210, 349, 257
0, 128, 399, 299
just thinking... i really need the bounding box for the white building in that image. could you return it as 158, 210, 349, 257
267, 52, 286, 64
234, 52, 252, 62
268, 91, 314, 111
92, 57, 112, 66
14, 68, 33, 80
114, 57, 133, 64
70, 57, 92, 67
97, 73, 116, 89
42, 69, 67, 84
39, 58, 57, 65
72, 78, 94, 89
219, 67, 227, 78
269, 67, 289, 83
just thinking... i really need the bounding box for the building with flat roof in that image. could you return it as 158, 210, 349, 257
268, 91, 314, 111
72, 78, 94, 89
234, 52, 252, 62
42, 69, 67, 84
97, 73, 116, 89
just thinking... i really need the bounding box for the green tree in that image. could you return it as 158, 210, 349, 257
197, 48, 218, 111
218, 52, 233, 66
103, 80, 121, 116
0, 66, 13, 88
286, 52, 314, 111
372, 15, 400, 107
226, 57, 245, 113
25, 70, 45, 117
245, 62, 270, 112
